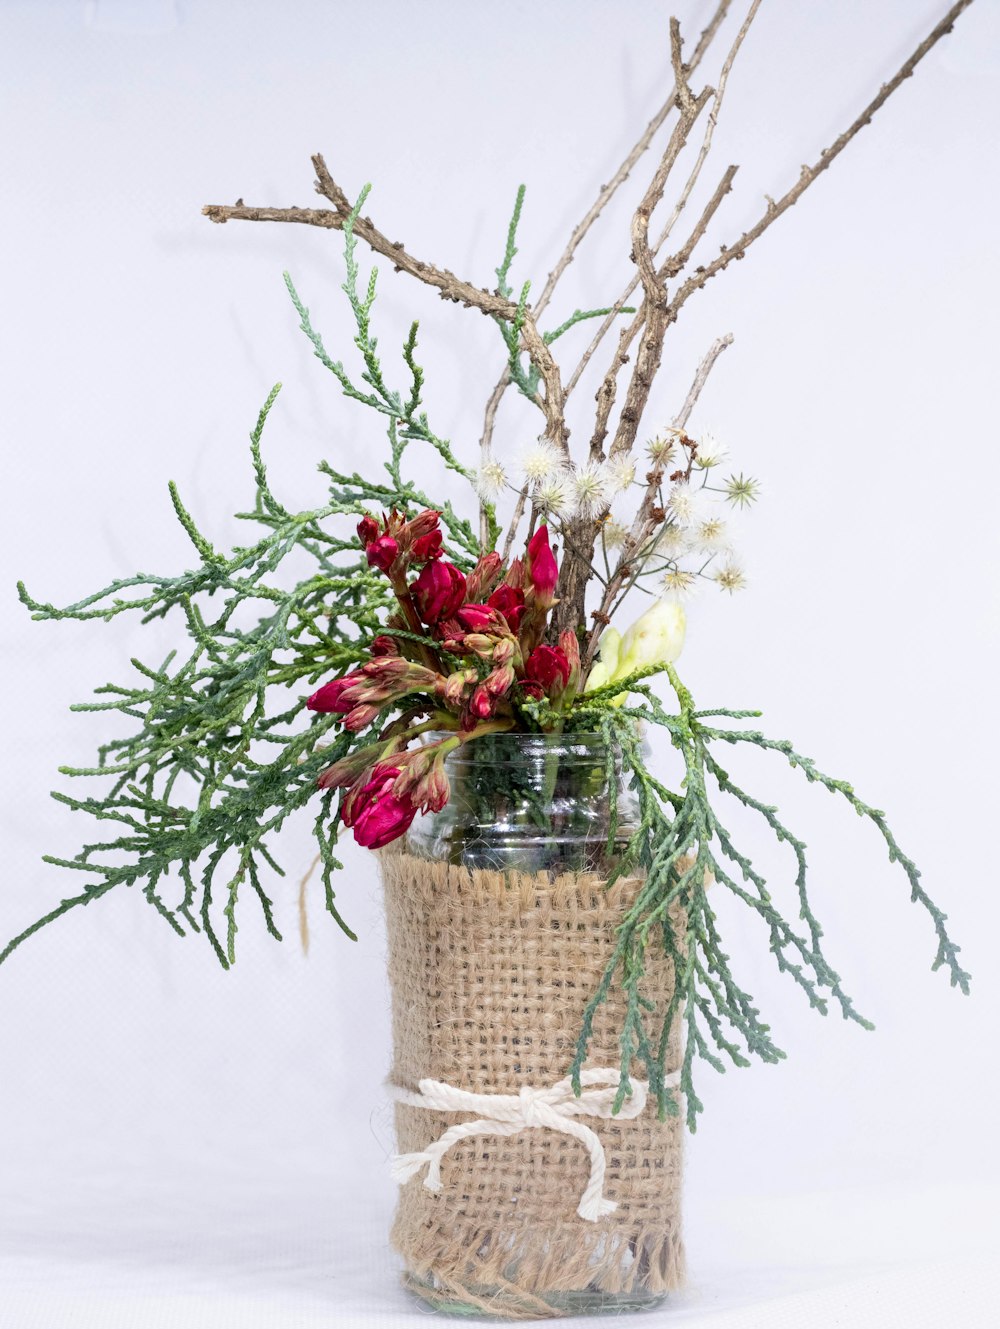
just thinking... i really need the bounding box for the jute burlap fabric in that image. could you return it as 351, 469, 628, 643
381, 849, 684, 1318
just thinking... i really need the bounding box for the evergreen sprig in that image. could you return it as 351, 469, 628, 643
568, 665, 970, 1128
6, 397, 389, 968
4, 194, 498, 969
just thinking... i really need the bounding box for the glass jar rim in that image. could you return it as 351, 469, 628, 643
427, 728, 625, 763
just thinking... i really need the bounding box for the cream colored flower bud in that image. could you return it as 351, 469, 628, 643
584, 628, 621, 694
583, 607, 684, 706
616, 601, 686, 677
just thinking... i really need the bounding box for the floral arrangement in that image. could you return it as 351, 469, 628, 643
5, 3, 972, 1130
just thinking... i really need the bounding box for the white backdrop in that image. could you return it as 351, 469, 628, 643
1, 2, 998, 1326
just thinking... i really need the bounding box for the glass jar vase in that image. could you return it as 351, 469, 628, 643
380, 731, 685, 1318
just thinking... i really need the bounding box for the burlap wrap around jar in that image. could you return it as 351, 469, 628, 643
379, 731, 684, 1319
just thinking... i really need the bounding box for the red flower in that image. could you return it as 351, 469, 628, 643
454, 602, 494, 633
558, 629, 581, 693
306, 677, 354, 714
487, 583, 525, 633
526, 525, 558, 603
366, 534, 399, 573
404, 510, 441, 544
357, 514, 380, 547
341, 766, 417, 849
469, 685, 494, 720
525, 644, 571, 695
466, 551, 503, 602
411, 560, 467, 625
411, 529, 443, 563
370, 634, 399, 657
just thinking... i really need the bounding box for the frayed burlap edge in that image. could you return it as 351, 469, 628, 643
380, 849, 685, 1319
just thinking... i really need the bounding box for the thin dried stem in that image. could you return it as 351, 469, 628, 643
474, 0, 735, 528
206, 155, 570, 462
553, 16, 716, 636
570, 0, 760, 423
674, 332, 734, 430
668, 0, 975, 322
501, 483, 531, 564
534, 0, 733, 320
581, 162, 738, 461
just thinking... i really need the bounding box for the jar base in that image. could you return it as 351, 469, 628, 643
404, 1271, 669, 1318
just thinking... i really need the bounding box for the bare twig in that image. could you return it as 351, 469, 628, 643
202, 203, 341, 229
668, 0, 975, 322
501, 484, 530, 564
554, 0, 971, 636
673, 332, 734, 431
553, 26, 716, 636
534, 0, 734, 321
479, 371, 511, 545
579, 162, 738, 453
476, 0, 735, 547
206, 153, 571, 462
567, 0, 761, 406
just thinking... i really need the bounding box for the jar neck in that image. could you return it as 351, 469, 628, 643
405, 730, 640, 875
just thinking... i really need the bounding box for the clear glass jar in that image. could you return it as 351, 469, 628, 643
392, 730, 675, 1318
406, 729, 641, 876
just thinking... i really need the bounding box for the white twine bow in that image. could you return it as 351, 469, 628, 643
390, 1067, 673, 1222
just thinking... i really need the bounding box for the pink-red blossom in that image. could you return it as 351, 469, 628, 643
366, 534, 399, 573
356, 514, 380, 547
525, 644, 571, 695
487, 583, 525, 633
526, 525, 558, 603
341, 766, 416, 848
465, 551, 503, 602
306, 677, 354, 714
370, 634, 399, 657
411, 560, 467, 625
469, 685, 494, 720
411, 529, 443, 563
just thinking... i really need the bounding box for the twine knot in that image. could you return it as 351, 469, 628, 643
518, 1083, 545, 1127
389, 1067, 663, 1222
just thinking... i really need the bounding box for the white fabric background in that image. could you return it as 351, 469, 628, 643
1, 1, 998, 1325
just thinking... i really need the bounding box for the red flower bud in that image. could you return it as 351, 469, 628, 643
415, 762, 450, 814
458, 632, 499, 660
469, 685, 494, 719
411, 560, 467, 625
484, 663, 515, 698
456, 603, 499, 633
558, 629, 581, 693
342, 703, 381, 732
357, 514, 380, 547
366, 534, 399, 573
306, 676, 356, 714
504, 557, 525, 591
392, 741, 454, 814
411, 529, 443, 563
491, 638, 515, 666
525, 644, 571, 696
466, 551, 503, 602
317, 745, 386, 791
341, 766, 416, 849
487, 583, 525, 634
370, 634, 399, 657
442, 668, 477, 708
405, 509, 441, 543
526, 525, 558, 602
